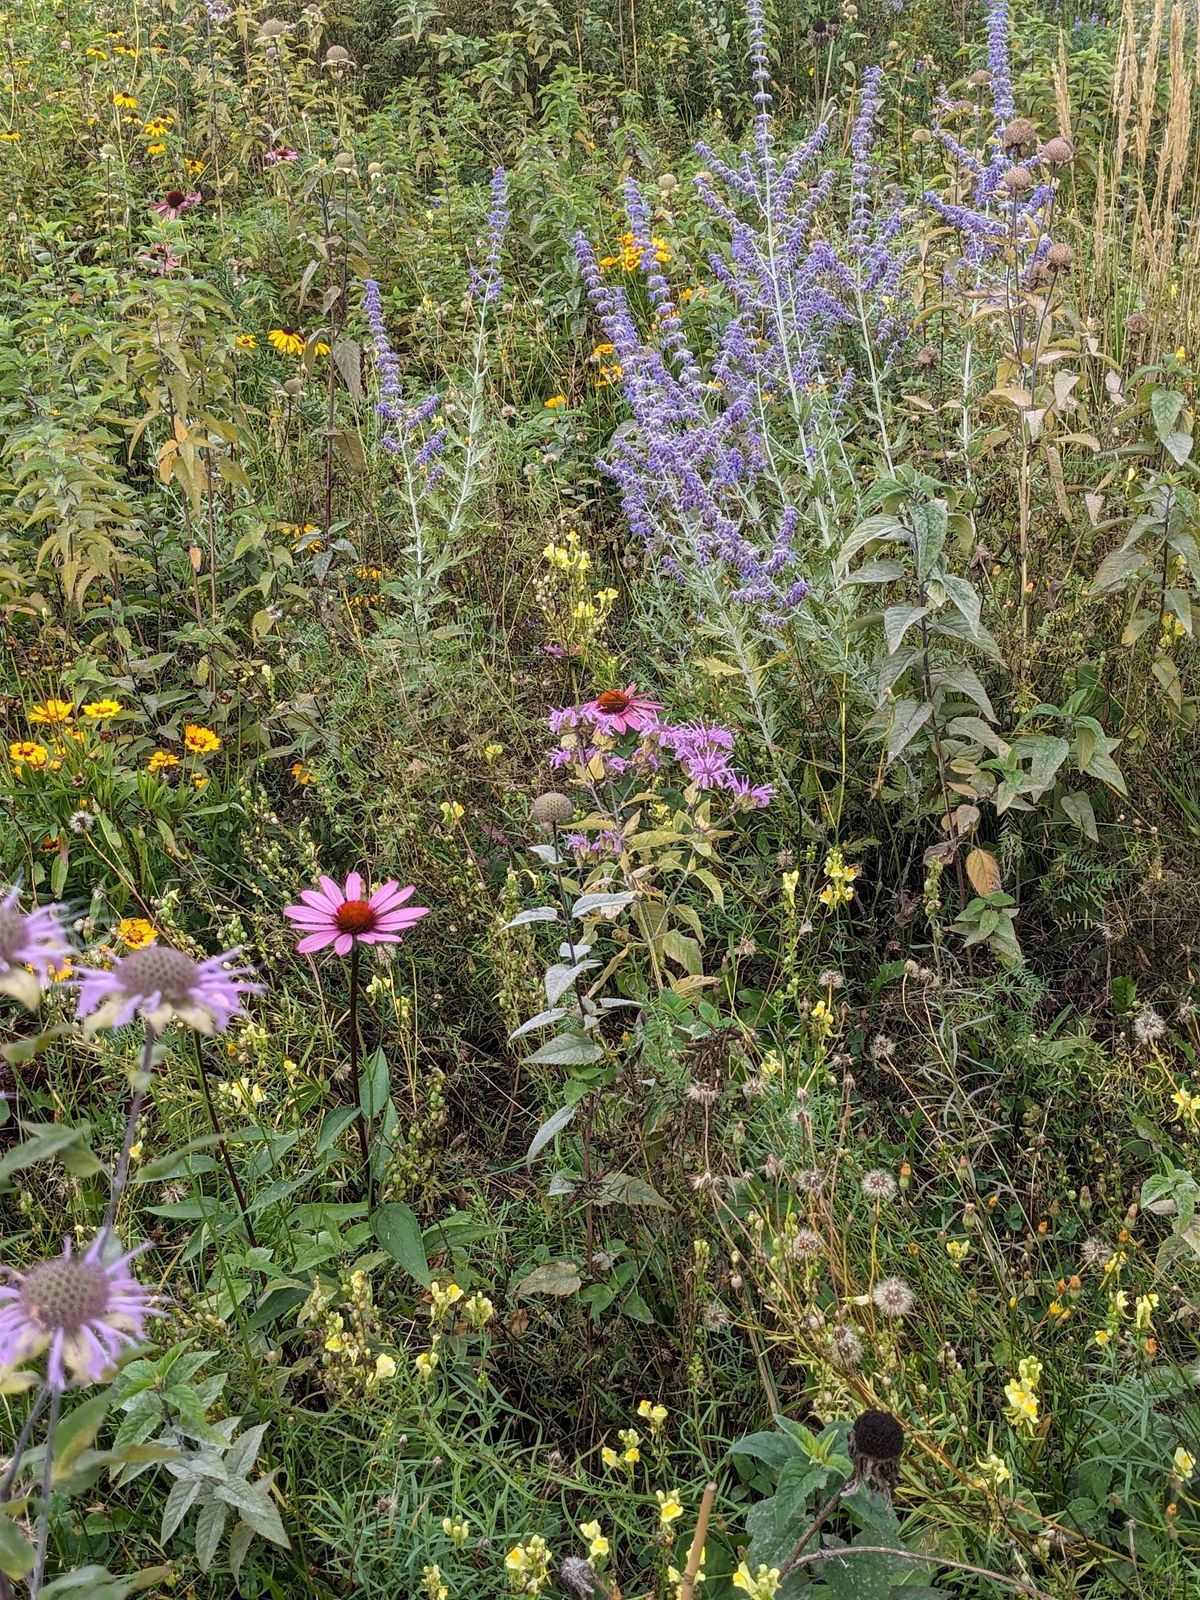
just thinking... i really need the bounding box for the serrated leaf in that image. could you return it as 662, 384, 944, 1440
161, 1476, 201, 1542
194, 1499, 227, 1571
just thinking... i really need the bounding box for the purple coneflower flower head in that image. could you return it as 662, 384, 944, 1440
264, 146, 299, 164
583, 684, 663, 735
283, 872, 429, 957
0, 886, 71, 1010
0, 1235, 155, 1390
151, 189, 201, 221
75, 944, 259, 1035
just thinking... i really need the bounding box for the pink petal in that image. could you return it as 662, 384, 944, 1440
333, 933, 354, 956
369, 882, 411, 910
299, 886, 341, 911
376, 906, 429, 931
318, 875, 345, 906
296, 930, 338, 953
345, 871, 364, 900
283, 909, 338, 928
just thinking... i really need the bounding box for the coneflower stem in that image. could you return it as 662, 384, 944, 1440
192, 1034, 259, 1251
347, 942, 371, 1198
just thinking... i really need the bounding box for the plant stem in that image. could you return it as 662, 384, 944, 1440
102, 1025, 157, 1239
679, 1481, 717, 1600
192, 1035, 259, 1250
347, 942, 371, 1199
29, 1387, 60, 1598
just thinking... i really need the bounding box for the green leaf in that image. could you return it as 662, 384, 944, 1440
194, 1499, 227, 1571
0, 1512, 33, 1579
1060, 791, 1098, 842
526, 1102, 578, 1165
523, 1032, 603, 1068
595, 1172, 671, 1209
1151, 386, 1185, 440
359, 1048, 390, 1121
316, 1106, 359, 1155
883, 604, 929, 655
729, 1431, 801, 1472
371, 1203, 430, 1285
53, 1393, 112, 1481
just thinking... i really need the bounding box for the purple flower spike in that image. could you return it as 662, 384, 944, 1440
0, 1235, 157, 1391
0, 885, 71, 1010
74, 945, 260, 1035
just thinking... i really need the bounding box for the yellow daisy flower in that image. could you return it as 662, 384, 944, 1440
147, 750, 180, 772
267, 327, 306, 357
82, 698, 122, 719
112, 91, 138, 109
235, 333, 257, 350
29, 698, 74, 725
543, 394, 567, 409
183, 724, 221, 754
118, 917, 158, 950
9, 740, 48, 768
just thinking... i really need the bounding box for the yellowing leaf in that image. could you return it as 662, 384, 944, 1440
966, 847, 1002, 896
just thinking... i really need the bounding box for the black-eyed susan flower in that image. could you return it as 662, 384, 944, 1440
235, 333, 257, 351
82, 698, 122, 720
268, 327, 306, 357
183, 724, 220, 754
29, 698, 74, 725
112, 91, 138, 109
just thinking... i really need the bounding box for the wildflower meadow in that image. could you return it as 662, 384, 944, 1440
2, 0, 1200, 1594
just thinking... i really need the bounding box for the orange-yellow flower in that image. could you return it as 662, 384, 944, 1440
29, 698, 74, 725
267, 327, 306, 357
118, 917, 157, 950
148, 750, 180, 772
9, 740, 48, 769
183, 725, 220, 754
82, 698, 122, 720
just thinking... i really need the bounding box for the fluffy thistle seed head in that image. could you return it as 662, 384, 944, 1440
530, 792, 574, 826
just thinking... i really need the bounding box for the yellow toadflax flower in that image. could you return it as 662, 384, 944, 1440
579, 1520, 609, 1560
183, 724, 220, 754
655, 1489, 684, 1525
732, 1562, 781, 1599
638, 1398, 669, 1433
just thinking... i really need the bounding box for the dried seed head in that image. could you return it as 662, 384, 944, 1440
1124, 312, 1150, 335
1001, 117, 1037, 154
1047, 242, 1075, 272
530, 792, 574, 826
968, 69, 992, 87
1040, 136, 1075, 166
916, 344, 939, 370
847, 1410, 906, 1501
1002, 164, 1032, 194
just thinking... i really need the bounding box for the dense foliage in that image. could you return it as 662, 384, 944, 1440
2, 0, 1200, 1595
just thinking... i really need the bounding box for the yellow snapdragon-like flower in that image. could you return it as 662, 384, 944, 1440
443, 1515, 471, 1546
973, 1451, 1011, 1488
429, 1280, 464, 1322
732, 1562, 781, 1599
579, 1520, 609, 1560
414, 1346, 440, 1380
1174, 1446, 1196, 1480
1134, 1292, 1159, 1331
656, 1489, 684, 1524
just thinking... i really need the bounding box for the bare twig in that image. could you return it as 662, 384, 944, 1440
679, 1481, 717, 1600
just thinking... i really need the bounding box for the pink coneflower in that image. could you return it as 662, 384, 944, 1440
0, 1235, 155, 1390
583, 684, 662, 735
74, 944, 259, 1034
265, 145, 299, 164
283, 872, 429, 956
0, 885, 70, 1010
150, 188, 201, 220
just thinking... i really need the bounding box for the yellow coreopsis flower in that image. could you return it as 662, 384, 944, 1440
183, 724, 221, 754
118, 917, 157, 950
148, 750, 180, 772
29, 698, 74, 725
9, 741, 48, 769
543, 394, 567, 409
82, 698, 122, 719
